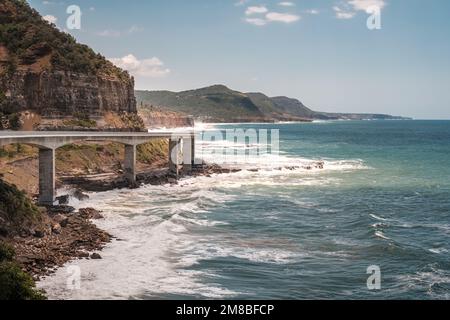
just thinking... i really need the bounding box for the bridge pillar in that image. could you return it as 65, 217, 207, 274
124, 144, 136, 185
182, 136, 194, 172
169, 138, 181, 175
38, 148, 56, 205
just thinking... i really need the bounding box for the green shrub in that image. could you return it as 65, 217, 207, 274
7, 113, 21, 130
62, 118, 97, 128
0, 241, 46, 300
0, 242, 15, 263
0, 179, 41, 223
61, 112, 97, 128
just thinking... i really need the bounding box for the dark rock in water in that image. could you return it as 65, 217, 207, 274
315, 161, 324, 169
78, 252, 90, 258
46, 205, 75, 215
90, 253, 102, 259
72, 189, 89, 201
56, 195, 70, 205
167, 177, 178, 184
79, 208, 104, 220
129, 181, 141, 189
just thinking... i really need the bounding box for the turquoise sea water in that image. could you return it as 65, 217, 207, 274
39, 121, 450, 300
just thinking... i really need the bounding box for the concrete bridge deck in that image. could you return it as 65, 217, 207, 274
0, 130, 196, 205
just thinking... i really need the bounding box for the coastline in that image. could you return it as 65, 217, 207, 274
15, 158, 326, 283
7, 163, 242, 281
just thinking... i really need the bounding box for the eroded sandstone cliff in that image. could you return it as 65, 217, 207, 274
139, 105, 194, 129
4, 69, 136, 117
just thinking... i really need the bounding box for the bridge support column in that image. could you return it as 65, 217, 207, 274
169, 138, 181, 175
182, 136, 194, 172
38, 148, 55, 206
124, 144, 136, 185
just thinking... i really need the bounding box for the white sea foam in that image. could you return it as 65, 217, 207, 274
428, 248, 448, 254
374, 231, 391, 240
369, 214, 389, 222
39, 187, 241, 299
395, 265, 450, 299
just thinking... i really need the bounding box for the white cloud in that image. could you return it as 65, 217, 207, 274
109, 54, 170, 78
245, 6, 268, 15
266, 12, 300, 23
348, 0, 386, 12
333, 6, 356, 19
96, 25, 143, 37
242, 4, 300, 26
128, 25, 144, 33
279, 2, 295, 6
333, 0, 386, 20
42, 1, 65, 5
305, 9, 319, 15
245, 18, 268, 26
235, 0, 249, 6
43, 15, 57, 24
96, 29, 122, 37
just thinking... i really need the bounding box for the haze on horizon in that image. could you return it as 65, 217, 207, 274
29, 0, 450, 119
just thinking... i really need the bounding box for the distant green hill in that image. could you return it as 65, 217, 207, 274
136, 85, 282, 123
136, 85, 410, 122
136, 85, 314, 122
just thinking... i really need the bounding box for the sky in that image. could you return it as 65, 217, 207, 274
28, 0, 450, 119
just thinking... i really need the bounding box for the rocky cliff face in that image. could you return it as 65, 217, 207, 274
4, 70, 136, 117
138, 106, 194, 129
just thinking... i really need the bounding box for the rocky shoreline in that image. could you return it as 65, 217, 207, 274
7, 163, 240, 281
11, 207, 110, 280
9, 161, 325, 282
61, 163, 242, 192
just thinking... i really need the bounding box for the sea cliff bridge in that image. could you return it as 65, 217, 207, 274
0, 131, 196, 205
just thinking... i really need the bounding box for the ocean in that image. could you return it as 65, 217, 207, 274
38, 120, 450, 300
